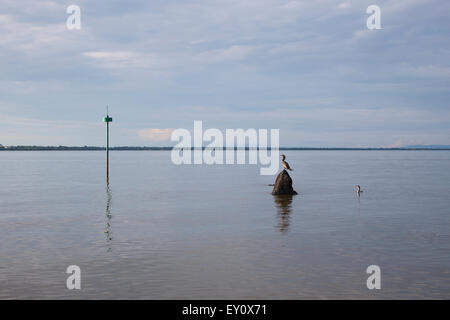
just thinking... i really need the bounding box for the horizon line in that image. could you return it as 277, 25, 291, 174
1, 145, 450, 151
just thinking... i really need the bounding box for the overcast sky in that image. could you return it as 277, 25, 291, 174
0, 0, 449, 147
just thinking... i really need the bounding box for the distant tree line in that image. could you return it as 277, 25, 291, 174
0, 145, 448, 151
0, 145, 172, 151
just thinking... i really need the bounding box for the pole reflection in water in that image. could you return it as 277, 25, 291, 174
273, 195, 293, 234
105, 184, 113, 251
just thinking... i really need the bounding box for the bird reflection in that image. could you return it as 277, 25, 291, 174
105, 184, 113, 251
273, 195, 293, 234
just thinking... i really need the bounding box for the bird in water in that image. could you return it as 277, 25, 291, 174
355, 185, 363, 195
280, 154, 293, 171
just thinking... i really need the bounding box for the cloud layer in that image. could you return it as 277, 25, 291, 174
0, 0, 449, 147
138, 128, 174, 141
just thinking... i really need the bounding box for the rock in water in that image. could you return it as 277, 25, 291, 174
272, 170, 298, 195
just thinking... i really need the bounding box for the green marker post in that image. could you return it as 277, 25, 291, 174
103, 109, 113, 184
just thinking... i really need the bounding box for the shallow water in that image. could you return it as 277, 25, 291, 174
0, 150, 449, 299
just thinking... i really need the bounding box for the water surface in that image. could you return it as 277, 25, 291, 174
0, 150, 449, 299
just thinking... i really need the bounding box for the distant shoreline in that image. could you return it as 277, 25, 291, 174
1, 146, 450, 151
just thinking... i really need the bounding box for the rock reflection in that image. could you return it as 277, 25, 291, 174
273, 195, 293, 234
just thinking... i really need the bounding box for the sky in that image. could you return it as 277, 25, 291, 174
0, 0, 449, 147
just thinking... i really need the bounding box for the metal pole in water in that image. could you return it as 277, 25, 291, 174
103, 107, 113, 184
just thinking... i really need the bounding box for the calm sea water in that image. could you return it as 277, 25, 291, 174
0, 150, 449, 299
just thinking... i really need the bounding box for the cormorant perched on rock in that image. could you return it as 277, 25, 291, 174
280, 154, 293, 171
